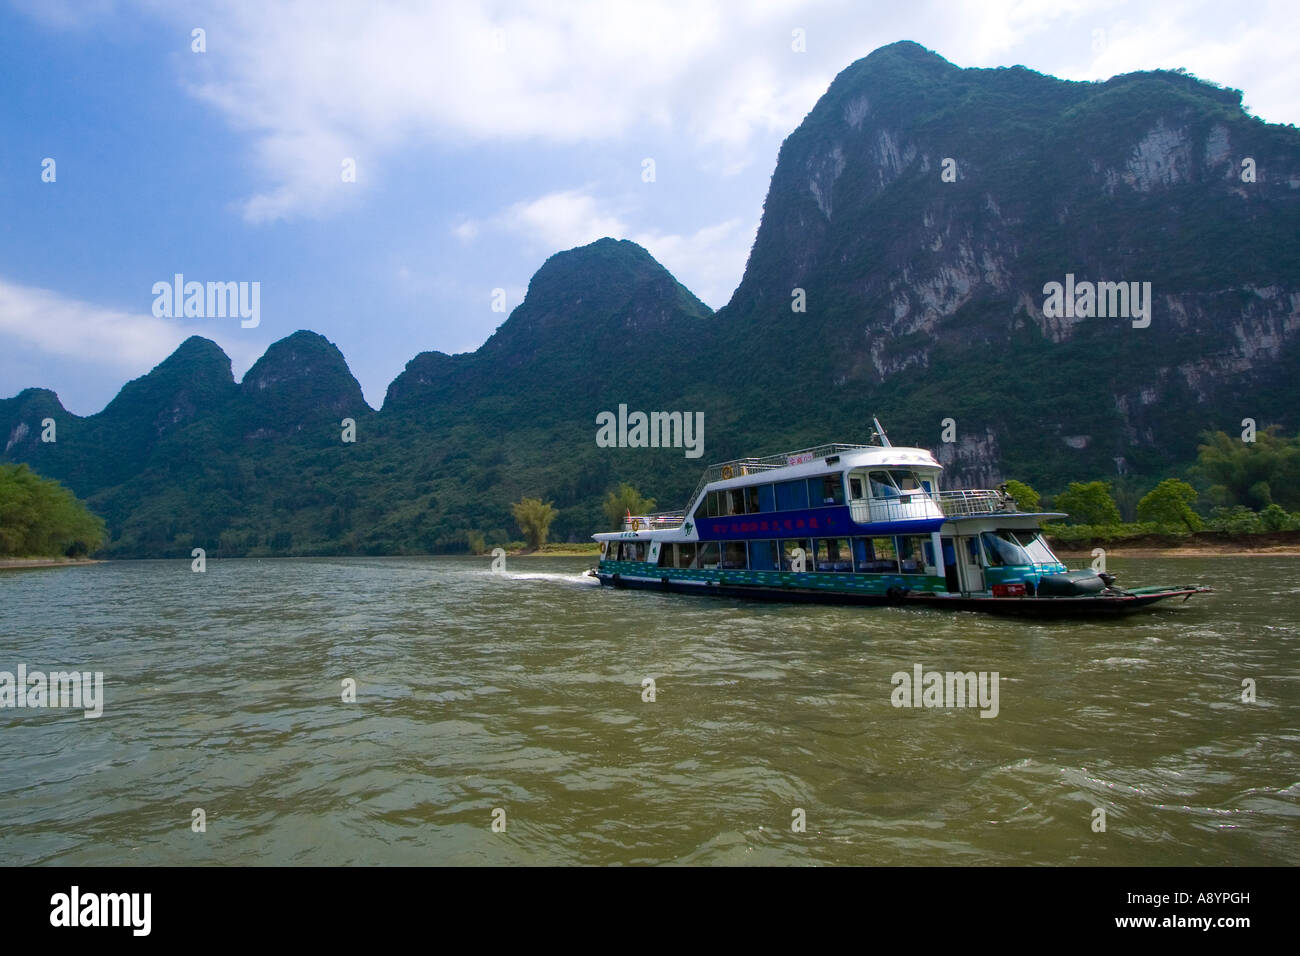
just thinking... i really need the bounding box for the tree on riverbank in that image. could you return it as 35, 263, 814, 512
1051, 481, 1121, 525
0, 464, 106, 556
601, 483, 656, 527
511, 497, 557, 550
1137, 479, 1203, 531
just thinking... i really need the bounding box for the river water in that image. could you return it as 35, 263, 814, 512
0, 555, 1295, 865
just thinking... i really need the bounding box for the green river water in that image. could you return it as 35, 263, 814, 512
0, 555, 1295, 865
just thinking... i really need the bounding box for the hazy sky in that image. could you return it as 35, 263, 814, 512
2, 0, 1297, 414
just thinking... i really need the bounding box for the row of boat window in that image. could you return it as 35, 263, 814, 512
612, 536, 934, 574
698, 475, 845, 518
697, 469, 935, 519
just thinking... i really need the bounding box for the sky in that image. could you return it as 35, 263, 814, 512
2, 0, 1297, 415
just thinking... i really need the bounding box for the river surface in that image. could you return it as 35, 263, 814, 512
0, 555, 1296, 866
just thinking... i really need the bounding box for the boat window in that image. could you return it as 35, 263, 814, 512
757, 484, 775, 513
873, 537, 899, 572
748, 540, 779, 571
855, 537, 898, 573
780, 539, 811, 571
980, 531, 1030, 567
868, 471, 899, 499
658, 544, 673, 567
1012, 530, 1058, 566
726, 489, 746, 516
619, 541, 647, 562
848, 476, 864, 500
745, 486, 760, 514
814, 538, 853, 572
694, 542, 720, 569
809, 474, 844, 507
675, 542, 697, 568
722, 541, 748, 569
889, 470, 924, 493
775, 479, 808, 511
704, 492, 720, 518
896, 535, 926, 573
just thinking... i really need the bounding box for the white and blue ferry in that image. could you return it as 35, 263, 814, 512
592, 420, 1209, 616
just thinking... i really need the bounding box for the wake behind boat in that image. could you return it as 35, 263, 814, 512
590, 419, 1210, 617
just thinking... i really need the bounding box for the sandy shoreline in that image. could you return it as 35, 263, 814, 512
1054, 545, 1300, 558
0, 557, 103, 570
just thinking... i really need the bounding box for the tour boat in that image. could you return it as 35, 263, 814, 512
590, 419, 1210, 616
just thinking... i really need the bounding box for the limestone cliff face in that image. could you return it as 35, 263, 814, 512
718, 41, 1300, 486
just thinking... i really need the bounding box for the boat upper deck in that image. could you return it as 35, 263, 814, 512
601, 420, 1065, 538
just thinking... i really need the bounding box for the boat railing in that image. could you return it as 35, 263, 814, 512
848, 495, 944, 524
936, 489, 1015, 517
622, 511, 685, 531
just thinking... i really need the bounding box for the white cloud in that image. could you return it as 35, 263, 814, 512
497, 190, 630, 253
460, 188, 753, 308
16, 0, 1296, 229
1061, 5, 1300, 124
633, 218, 756, 309
0, 277, 263, 414
134, 0, 820, 222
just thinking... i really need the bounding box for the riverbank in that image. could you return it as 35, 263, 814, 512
0, 556, 103, 570
502, 543, 601, 556
1049, 530, 1300, 558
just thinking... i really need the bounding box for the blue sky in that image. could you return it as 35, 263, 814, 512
2, 0, 1297, 415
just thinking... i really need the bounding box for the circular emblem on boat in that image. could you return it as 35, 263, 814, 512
721, 465, 734, 479
630, 519, 641, 531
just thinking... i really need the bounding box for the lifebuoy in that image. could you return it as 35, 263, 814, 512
721, 465, 734, 480
630, 519, 641, 531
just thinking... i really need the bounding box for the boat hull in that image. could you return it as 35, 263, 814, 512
593, 571, 1209, 617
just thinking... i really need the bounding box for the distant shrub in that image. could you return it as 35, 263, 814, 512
1205, 506, 1263, 534
1258, 503, 1297, 532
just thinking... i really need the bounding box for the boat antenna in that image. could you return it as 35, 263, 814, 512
871, 415, 892, 447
